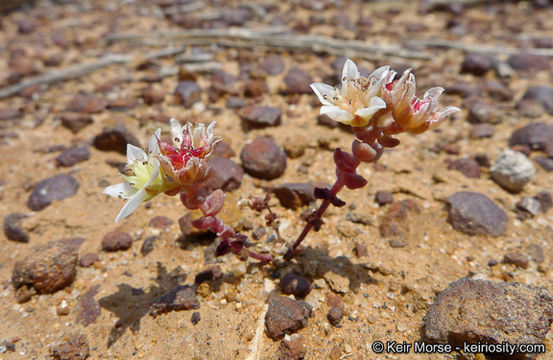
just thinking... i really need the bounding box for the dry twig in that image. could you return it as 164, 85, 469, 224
411, 38, 553, 57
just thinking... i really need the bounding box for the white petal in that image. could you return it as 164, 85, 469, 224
321, 105, 354, 124
341, 59, 360, 90
206, 121, 216, 139
423, 87, 444, 99
354, 97, 387, 118
438, 106, 460, 118
370, 66, 390, 82
103, 182, 137, 199
115, 188, 148, 223
170, 118, 183, 145
145, 158, 160, 187
148, 128, 161, 154
310, 83, 336, 106
126, 144, 146, 165
192, 123, 204, 148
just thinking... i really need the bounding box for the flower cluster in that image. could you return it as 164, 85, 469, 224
103, 118, 221, 222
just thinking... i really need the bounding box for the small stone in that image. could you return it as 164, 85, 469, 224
516, 197, 541, 216
12, 240, 78, 294
15, 285, 34, 303
507, 52, 551, 72
204, 157, 243, 192
526, 243, 544, 264
277, 334, 305, 360
265, 294, 312, 339
175, 81, 202, 108
66, 94, 107, 114
317, 114, 339, 128
191, 311, 201, 325
374, 190, 394, 206
27, 174, 79, 211
425, 279, 553, 360
149, 285, 199, 317
55, 146, 90, 167
503, 252, 530, 269
240, 137, 287, 180
534, 191, 552, 213
101, 231, 132, 252
280, 273, 311, 298
447, 157, 481, 178
484, 80, 514, 102
93, 124, 140, 154
446, 192, 508, 237
194, 265, 223, 284
460, 53, 493, 76
4, 213, 29, 243
226, 96, 245, 109
50, 333, 89, 360
473, 153, 491, 168
17, 19, 37, 34
76, 285, 100, 327
0, 339, 15, 353
535, 156, 553, 172
353, 243, 368, 257
140, 236, 157, 256
240, 105, 282, 128
260, 54, 285, 76
107, 97, 137, 111
149, 216, 174, 229
59, 113, 93, 134
79, 253, 98, 268
212, 141, 235, 158
252, 227, 266, 240
445, 82, 477, 98
273, 183, 315, 209
517, 99, 544, 118
209, 71, 238, 100
520, 88, 553, 115
469, 123, 495, 139
510, 122, 553, 151
283, 68, 313, 94
221, 8, 252, 26
141, 87, 165, 104
327, 293, 344, 326
467, 101, 501, 124
56, 299, 70, 316
323, 273, 350, 294
490, 149, 536, 192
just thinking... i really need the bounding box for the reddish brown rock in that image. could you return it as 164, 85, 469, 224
141, 87, 165, 104
175, 81, 202, 108
507, 52, 551, 72
66, 94, 107, 114
4, 213, 30, 243
27, 174, 79, 211
265, 294, 312, 339
280, 273, 311, 298
447, 192, 507, 237
50, 333, 89, 360
59, 113, 93, 134
149, 216, 174, 229
374, 190, 394, 206
284, 68, 313, 94
277, 334, 305, 360
76, 285, 101, 327
149, 285, 199, 317
509, 122, 553, 151
460, 53, 493, 76
244, 79, 268, 98
93, 124, 140, 154
503, 252, 530, 269
240, 105, 282, 128
55, 146, 90, 167
260, 54, 285, 76
107, 97, 137, 111
79, 253, 98, 268
326, 293, 344, 327
273, 183, 315, 209
469, 123, 494, 139
101, 231, 132, 252
205, 157, 243, 192
447, 157, 481, 178
240, 137, 287, 180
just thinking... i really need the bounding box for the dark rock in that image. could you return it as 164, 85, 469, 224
240, 105, 282, 128
517, 99, 544, 118
107, 97, 137, 111
149, 216, 174, 229
447, 158, 481, 178
345, 212, 372, 225
178, 213, 194, 237
280, 273, 311, 298
175, 81, 202, 108
374, 190, 394, 206
265, 294, 312, 339
473, 154, 491, 168
76, 285, 100, 327
55, 146, 90, 167
511, 144, 532, 157
59, 113, 93, 134
520, 87, 553, 115
141, 87, 165, 105
353, 243, 368, 257
240, 137, 287, 180
79, 253, 98, 268
209, 71, 238, 100
484, 80, 514, 102
226, 96, 246, 109
12, 240, 78, 294
194, 265, 223, 284
379, 199, 420, 241
445, 82, 478, 98
66, 94, 107, 114
221, 8, 252, 26
212, 141, 235, 159
4, 213, 29, 243
93, 124, 140, 154
277, 334, 305, 360
467, 101, 501, 124
50, 333, 89, 360
204, 157, 243, 192
317, 114, 339, 128
534, 191, 552, 213
101, 231, 132, 252
503, 252, 530, 269
327, 293, 344, 327
260, 54, 285, 76
273, 183, 315, 209
15, 285, 34, 303
243, 79, 268, 98
284, 68, 313, 94
507, 52, 551, 72
0, 339, 15, 352
149, 285, 199, 317
140, 236, 157, 257
535, 156, 553, 171
424, 278, 553, 360
191, 311, 201, 325
446, 192, 508, 237
526, 243, 544, 264
252, 227, 266, 240
469, 123, 494, 139
460, 53, 493, 76
27, 174, 79, 211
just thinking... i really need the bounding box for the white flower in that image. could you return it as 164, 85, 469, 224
103, 131, 179, 223
310, 59, 388, 127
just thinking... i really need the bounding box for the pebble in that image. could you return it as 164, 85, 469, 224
194, 265, 223, 285
260, 54, 285, 76
79, 253, 98, 267
56, 299, 70, 316
191, 311, 201, 325
526, 243, 544, 264
534, 190, 552, 213
101, 231, 132, 252
283, 68, 314, 94
473, 154, 491, 168
280, 273, 311, 298
490, 149, 536, 192
149, 216, 174, 229
240, 105, 282, 128
469, 123, 494, 139
264, 293, 312, 339
323, 272, 350, 294
27, 174, 79, 211
175, 81, 202, 108
149, 285, 199, 317
445, 82, 478, 98
12, 240, 78, 295
4, 213, 30, 243
535, 156, 553, 172
93, 124, 140, 154
50, 333, 89, 360
212, 141, 235, 158
220, 8, 252, 26
326, 293, 344, 326
0, 339, 15, 353
240, 137, 287, 180
467, 101, 501, 124
107, 97, 137, 111
277, 334, 305, 360
425, 278, 553, 359
226, 96, 245, 109
460, 53, 493, 76
446, 192, 508, 237
204, 157, 243, 192
447, 157, 481, 178
66, 94, 107, 114
59, 113, 93, 133
243, 79, 268, 98
140, 236, 157, 256
374, 190, 394, 206
516, 197, 541, 217
141, 87, 165, 105
273, 183, 315, 209
484, 80, 513, 102
55, 146, 90, 167
503, 252, 530, 269
519, 87, 553, 115
209, 71, 238, 99
76, 285, 101, 327
507, 52, 551, 72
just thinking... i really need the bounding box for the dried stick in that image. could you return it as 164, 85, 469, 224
411, 38, 553, 57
